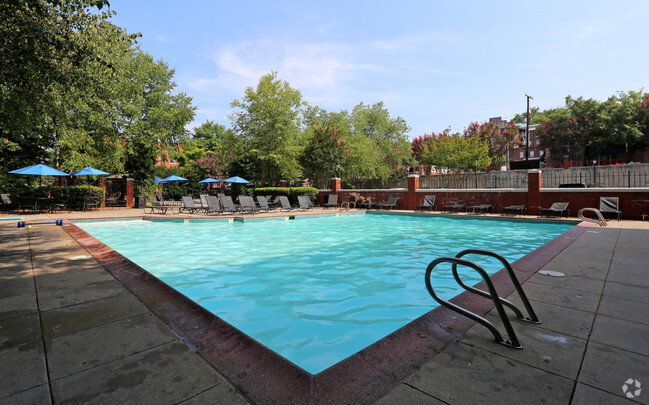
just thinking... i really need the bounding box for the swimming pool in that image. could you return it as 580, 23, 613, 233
74, 213, 574, 374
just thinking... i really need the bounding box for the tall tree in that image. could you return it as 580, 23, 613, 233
300, 122, 349, 187
230, 71, 306, 183
0, 0, 113, 189
348, 102, 414, 181
464, 121, 520, 171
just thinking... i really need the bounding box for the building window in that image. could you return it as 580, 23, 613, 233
519, 152, 524, 159
530, 151, 535, 158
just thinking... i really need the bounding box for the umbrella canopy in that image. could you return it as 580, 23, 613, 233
155, 177, 165, 183
224, 176, 249, 184
69, 167, 110, 176
161, 175, 187, 183
198, 178, 221, 184
9, 164, 69, 176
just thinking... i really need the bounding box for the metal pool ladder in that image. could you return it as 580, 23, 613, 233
578, 207, 607, 227
425, 249, 540, 349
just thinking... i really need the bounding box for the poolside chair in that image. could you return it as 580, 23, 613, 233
297, 195, 314, 210
278, 195, 295, 211
540, 202, 569, 218
375, 195, 399, 210
470, 203, 494, 214
256, 195, 275, 211
238, 195, 259, 214
179, 196, 200, 214
441, 201, 466, 213
324, 194, 338, 208
416, 195, 436, 211
220, 196, 244, 214
502, 204, 526, 216
599, 196, 621, 221
205, 195, 223, 215
1, 194, 19, 213
199, 194, 209, 212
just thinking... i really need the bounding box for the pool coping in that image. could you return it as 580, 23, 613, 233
62, 215, 591, 404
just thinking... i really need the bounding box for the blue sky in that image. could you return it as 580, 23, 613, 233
107, 0, 649, 139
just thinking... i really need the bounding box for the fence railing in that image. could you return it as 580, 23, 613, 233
331, 164, 649, 190
419, 172, 528, 189
541, 167, 649, 188
342, 178, 408, 190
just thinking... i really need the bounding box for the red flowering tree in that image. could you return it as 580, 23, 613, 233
463, 121, 520, 170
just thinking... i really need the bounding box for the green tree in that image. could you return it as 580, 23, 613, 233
600, 90, 647, 162
0, 0, 114, 190
300, 122, 350, 187
464, 121, 520, 171
347, 101, 414, 181
229, 71, 306, 183
192, 120, 232, 151
421, 132, 491, 174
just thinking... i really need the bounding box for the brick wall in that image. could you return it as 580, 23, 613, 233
320, 173, 649, 220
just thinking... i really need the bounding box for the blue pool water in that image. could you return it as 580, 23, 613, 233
74, 213, 573, 374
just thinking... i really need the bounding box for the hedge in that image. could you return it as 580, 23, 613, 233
44, 185, 105, 209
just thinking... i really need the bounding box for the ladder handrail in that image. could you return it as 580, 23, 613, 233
578, 207, 607, 227
453, 249, 540, 324
425, 256, 523, 349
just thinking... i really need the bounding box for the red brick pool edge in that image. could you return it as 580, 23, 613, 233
62, 219, 591, 404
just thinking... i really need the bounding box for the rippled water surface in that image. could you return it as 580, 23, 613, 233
75, 213, 573, 374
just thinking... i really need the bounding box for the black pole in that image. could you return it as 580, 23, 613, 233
525, 94, 533, 162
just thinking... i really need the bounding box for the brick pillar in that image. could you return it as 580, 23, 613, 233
407, 174, 419, 210
331, 177, 341, 193
527, 169, 541, 215
126, 178, 134, 208
98, 178, 107, 208
562, 156, 570, 169
279, 180, 288, 187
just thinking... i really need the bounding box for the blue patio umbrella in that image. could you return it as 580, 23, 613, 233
155, 177, 165, 183
10, 164, 69, 176
224, 176, 250, 184
198, 178, 221, 184
69, 167, 110, 176
161, 175, 187, 183
9, 163, 69, 187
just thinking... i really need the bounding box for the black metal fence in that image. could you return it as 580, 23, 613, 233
341, 178, 408, 190
541, 167, 649, 188
418, 172, 528, 189
327, 164, 649, 190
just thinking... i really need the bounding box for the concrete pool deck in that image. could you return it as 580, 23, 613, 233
1, 208, 648, 404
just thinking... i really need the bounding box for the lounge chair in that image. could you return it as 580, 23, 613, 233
324, 194, 338, 208
278, 195, 295, 211
502, 205, 526, 215
145, 204, 172, 214
179, 196, 200, 214
441, 202, 466, 213
1, 194, 19, 213
238, 196, 259, 214
375, 194, 399, 210
470, 203, 494, 214
220, 196, 245, 214
540, 202, 569, 218
297, 195, 314, 210
416, 195, 436, 211
256, 196, 275, 211
599, 197, 621, 221
199, 194, 209, 211
205, 195, 223, 215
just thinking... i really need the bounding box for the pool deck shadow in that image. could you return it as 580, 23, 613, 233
1, 208, 648, 404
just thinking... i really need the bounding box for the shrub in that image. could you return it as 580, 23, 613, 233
44, 185, 105, 209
